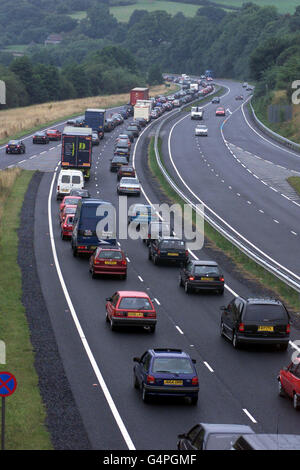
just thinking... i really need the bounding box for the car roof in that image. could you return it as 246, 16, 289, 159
150, 349, 189, 358
117, 291, 151, 298
198, 423, 254, 434
241, 297, 283, 305
235, 434, 300, 450
191, 260, 218, 266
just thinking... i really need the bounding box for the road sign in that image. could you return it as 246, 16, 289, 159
0, 372, 17, 450
0, 372, 17, 397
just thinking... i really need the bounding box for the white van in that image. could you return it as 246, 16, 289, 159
56, 169, 84, 200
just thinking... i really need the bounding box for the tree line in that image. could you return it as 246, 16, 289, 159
1, 2, 300, 109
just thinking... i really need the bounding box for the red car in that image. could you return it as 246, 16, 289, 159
46, 129, 61, 140
89, 247, 127, 279
278, 358, 300, 410
60, 205, 77, 224
216, 107, 225, 116
117, 165, 136, 181
59, 196, 81, 214
61, 214, 74, 240
105, 291, 157, 332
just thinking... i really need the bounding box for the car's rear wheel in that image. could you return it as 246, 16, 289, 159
110, 318, 116, 331
220, 321, 225, 338
232, 331, 240, 349
279, 343, 288, 351
105, 312, 110, 323
61, 231, 65, 241
134, 374, 139, 389
179, 276, 183, 287
190, 396, 198, 405
142, 385, 150, 403
184, 282, 191, 294
218, 288, 224, 295
278, 379, 286, 397
293, 393, 300, 410
91, 268, 96, 279
149, 325, 156, 333
72, 247, 77, 257
153, 255, 159, 265
148, 250, 152, 261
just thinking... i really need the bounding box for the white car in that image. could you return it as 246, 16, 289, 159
191, 106, 204, 120
195, 124, 208, 136
117, 177, 141, 196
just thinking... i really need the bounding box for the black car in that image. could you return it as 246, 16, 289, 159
69, 189, 91, 198
220, 297, 290, 350
119, 109, 128, 120
74, 116, 85, 127
144, 221, 174, 246
135, 118, 147, 128
33, 132, 49, 144
148, 236, 188, 266
212, 97, 220, 104
127, 125, 139, 138
114, 146, 130, 160
110, 155, 129, 172
129, 121, 142, 132
179, 260, 224, 295
6, 140, 26, 154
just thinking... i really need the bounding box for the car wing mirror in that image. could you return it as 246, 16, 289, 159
192, 359, 196, 364
178, 433, 186, 439
220, 306, 226, 310
106, 297, 112, 302
133, 357, 140, 363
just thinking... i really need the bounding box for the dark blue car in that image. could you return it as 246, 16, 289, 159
133, 349, 199, 404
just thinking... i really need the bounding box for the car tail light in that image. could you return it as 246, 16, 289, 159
192, 376, 198, 386
157, 250, 160, 255
219, 277, 224, 282
238, 323, 245, 332
147, 375, 155, 384
121, 259, 127, 266
189, 276, 195, 281
94, 259, 100, 265
185, 250, 189, 257
286, 324, 291, 334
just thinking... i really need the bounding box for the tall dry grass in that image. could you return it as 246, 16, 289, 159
0, 167, 22, 219
0, 83, 178, 141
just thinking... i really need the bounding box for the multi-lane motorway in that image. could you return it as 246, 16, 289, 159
1, 81, 300, 449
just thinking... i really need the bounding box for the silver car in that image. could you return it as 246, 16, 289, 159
117, 177, 141, 196
195, 124, 208, 136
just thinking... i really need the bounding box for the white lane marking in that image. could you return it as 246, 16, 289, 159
40, 151, 47, 155
203, 361, 214, 373
30, 155, 37, 159
176, 326, 184, 335
126, 257, 130, 263
259, 209, 264, 213
138, 275, 144, 282
241, 100, 300, 161
291, 231, 297, 236
243, 409, 257, 424
273, 219, 279, 224
19, 160, 26, 164
154, 298, 161, 306
48, 170, 135, 451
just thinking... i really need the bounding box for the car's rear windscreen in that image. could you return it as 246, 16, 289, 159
244, 304, 288, 322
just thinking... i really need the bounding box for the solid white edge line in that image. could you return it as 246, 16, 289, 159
48, 169, 135, 451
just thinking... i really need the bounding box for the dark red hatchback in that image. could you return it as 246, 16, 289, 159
89, 247, 127, 279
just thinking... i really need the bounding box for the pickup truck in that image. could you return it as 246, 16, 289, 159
191, 106, 204, 120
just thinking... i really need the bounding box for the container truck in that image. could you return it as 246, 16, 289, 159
84, 108, 105, 139
130, 88, 149, 106
61, 126, 93, 180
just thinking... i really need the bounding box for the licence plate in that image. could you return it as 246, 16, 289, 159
124, 173, 132, 176
164, 380, 183, 386
201, 277, 214, 281
258, 326, 274, 332
105, 261, 117, 265
90, 246, 97, 250
167, 253, 179, 256
128, 312, 143, 318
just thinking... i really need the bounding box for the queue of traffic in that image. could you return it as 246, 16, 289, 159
50, 73, 300, 449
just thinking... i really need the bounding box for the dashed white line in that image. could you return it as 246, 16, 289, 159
203, 361, 214, 373
175, 326, 184, 335
154, 298, 161, 306
243, 409, 257, 424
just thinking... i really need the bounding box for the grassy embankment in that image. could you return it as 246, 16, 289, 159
211, 0, 299, 14
0, 168, 52, 449
148, 136, 300, 313
0, 82, 178, 145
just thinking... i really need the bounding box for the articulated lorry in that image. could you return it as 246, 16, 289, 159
84, 108, 105, 138
61, 126, 93, 180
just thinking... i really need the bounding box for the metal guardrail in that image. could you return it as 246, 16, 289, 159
249, 100, 300, 154
154, 93, 300, 294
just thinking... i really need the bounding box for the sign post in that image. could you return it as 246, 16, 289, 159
0, 372, 17, 450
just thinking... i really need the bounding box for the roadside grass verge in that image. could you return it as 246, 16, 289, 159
148, 138, 300, 313
0, 82, 178, 145
287, 176, 300, 196
0, 169, 52, 450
